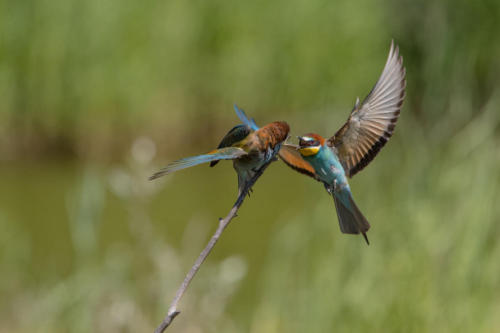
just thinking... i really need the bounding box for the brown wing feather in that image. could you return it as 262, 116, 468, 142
327, 40, 406, 177
278, 144, 320, 181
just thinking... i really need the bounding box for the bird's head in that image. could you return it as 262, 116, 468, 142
297, 133, 325, 157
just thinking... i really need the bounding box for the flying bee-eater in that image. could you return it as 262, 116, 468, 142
150, 105, 290, 205
279, 40, 406, 244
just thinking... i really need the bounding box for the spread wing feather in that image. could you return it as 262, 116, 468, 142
327, 40, 406, 177
149, 147, 247, 180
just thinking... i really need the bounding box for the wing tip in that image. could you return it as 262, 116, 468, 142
149, 170, 168, 180
331, 39, 407, 178
387, 39, 405, 71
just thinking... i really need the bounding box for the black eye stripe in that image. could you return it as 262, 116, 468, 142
299, 138, 319, 147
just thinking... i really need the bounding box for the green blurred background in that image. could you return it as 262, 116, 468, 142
1, 0, 500, 332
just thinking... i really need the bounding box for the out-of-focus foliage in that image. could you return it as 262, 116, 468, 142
2, 0, 498, 159
1, 0, 500, 332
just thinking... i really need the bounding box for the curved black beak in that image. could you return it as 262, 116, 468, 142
297, 136, 305, 148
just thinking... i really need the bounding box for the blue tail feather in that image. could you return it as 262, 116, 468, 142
234, 104, 259, 130
332, 188, 370, 244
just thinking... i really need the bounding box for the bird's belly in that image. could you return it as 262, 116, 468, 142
234, 151, 266, 172
310, 159, 347, 185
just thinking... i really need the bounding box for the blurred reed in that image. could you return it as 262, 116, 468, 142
1, 0, 500, 332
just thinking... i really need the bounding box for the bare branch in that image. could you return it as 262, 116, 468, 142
154, 164, 270, 332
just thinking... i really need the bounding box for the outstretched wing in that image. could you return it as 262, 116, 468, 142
149, 147, 247, 180
278, 144, 319, 181
234, 104, 259, 131
327, 40, 406, 177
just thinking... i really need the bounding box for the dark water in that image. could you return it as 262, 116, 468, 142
0, 157, 324, 331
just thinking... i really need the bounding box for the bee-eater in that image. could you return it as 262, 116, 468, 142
279, 41, 406, 244
150, 105, 290, 206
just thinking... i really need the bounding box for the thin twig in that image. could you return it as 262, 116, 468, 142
154, 164, 270, 333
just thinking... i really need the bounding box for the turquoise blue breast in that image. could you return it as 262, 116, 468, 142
303, 145, 348, 185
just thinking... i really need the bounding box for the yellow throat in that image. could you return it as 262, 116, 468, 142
299, 146, 320, 156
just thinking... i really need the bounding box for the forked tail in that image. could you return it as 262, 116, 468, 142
333, 192, 371, 245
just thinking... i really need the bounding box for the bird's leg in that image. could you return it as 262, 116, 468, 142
246, 170, 258, 197
245, 171, 253, 197
323, 181, 338, 195
323, 182, 332, 194
234, 163, 271, 208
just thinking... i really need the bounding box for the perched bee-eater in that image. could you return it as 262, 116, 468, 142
150, 105, 290, 205
279, 41, 406, 244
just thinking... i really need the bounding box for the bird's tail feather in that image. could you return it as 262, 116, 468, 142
149, 147, 247, 180
234, 104, 259, 131
333, 193, 371, 244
